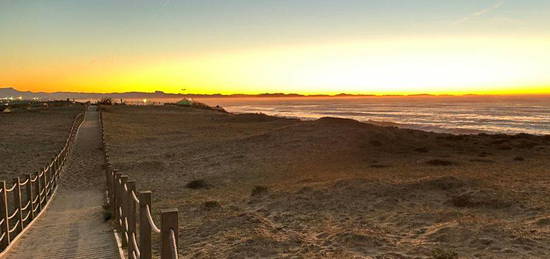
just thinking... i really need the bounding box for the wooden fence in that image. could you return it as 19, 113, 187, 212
99, 109, 179, 259
0, 112, 85, 254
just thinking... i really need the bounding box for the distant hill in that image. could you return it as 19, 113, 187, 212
0, 87, 379, 100
3, 87, 521, 100
0, 87, 192, 100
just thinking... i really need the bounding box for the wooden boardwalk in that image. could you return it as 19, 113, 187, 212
5, 106, 119, 259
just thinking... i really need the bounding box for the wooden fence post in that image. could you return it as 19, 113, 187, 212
36, 172, 42, 212
61, 148, 66, 165
139, 191, 152, 259
161, 209, 178, 259
114, 172, 120, 221
104, 162, 109, 194
108, 165, 114, 207
119, 175, 128, 247
55, 156, 59, 172
50, 160, 55, 183
26, 174, 34, 220
126, 181, 137, 257
13, 178, 23, 234
113, 171, 120, 220
53, 160, 58, 190
0, 181, 10, 249
41, 170, 46, 206
105, 163, 112, 207
54, 156, 60, 177
44, 166, 50, 196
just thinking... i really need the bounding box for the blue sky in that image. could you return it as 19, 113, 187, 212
3, 0, 549, 53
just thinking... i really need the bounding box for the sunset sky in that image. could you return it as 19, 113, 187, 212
2, 0, 550, 95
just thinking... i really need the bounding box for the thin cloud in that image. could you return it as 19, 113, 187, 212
454, 2, 504, 24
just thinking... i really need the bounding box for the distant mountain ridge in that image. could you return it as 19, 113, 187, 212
6, 87, 533, 100
0, 87, 186, 100
0, 87, 383, 100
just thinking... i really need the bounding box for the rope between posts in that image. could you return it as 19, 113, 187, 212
169, 229, 178, 259
145, 205, 161, 233
0, 232, 5, 242
5, 183, 17, 192
131, 232, 141, 257
22, 210, 31, 222
32, 195, 39, 204
30, 176, 38, 182
131, 191, 140, 204
21, 200, 31, 211
19, 178, 29, 185
7, 209, 19, 220
8, 221, 19, 233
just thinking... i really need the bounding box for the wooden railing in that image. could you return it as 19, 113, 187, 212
99, 109, 179, 259
0, 111, 85, 254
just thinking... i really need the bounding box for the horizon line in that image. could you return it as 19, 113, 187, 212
2, 86, 550, 97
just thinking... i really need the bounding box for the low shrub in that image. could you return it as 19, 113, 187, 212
186, 179, 209, 189
103, 210, 112, 222
203, 201, 221, 210
98, 97, 113, 105
251, 185, 268, 196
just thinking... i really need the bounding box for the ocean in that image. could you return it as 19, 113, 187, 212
196, 96, 550, 135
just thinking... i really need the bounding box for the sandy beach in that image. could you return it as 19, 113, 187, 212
102, 105, 550, 258
0, 104, 84, 180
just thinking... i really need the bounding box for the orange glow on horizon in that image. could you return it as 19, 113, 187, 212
3, 36, 550, 96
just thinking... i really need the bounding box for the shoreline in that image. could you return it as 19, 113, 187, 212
227, 111, 491, 135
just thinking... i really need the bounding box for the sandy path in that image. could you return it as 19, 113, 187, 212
5, 106, 118, 259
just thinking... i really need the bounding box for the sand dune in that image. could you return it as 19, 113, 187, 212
0, 105, 83, 180
103, 105, 550, 258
